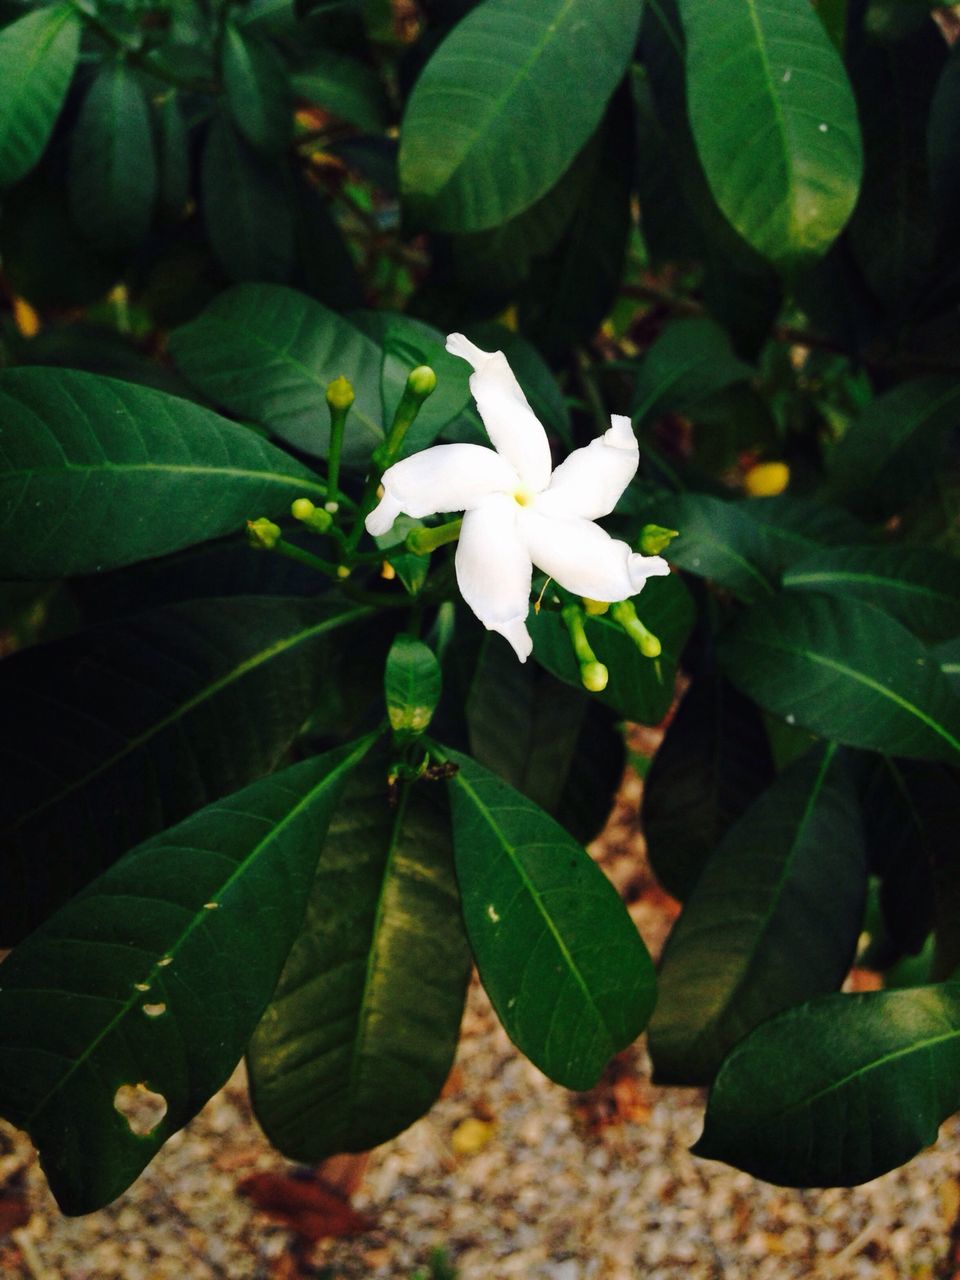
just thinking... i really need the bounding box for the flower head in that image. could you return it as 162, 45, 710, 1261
365, 334, 670, 661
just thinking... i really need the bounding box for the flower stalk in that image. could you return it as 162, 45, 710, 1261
324, 376, 355, 513
612, 600, 662, 658
405, 518, 463, 556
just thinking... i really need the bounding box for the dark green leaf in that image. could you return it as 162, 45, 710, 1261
632, 317, 753, 424
696, 983, 960, 1186
0, 595, 372, 941
0, 367, 327, 579
649, 744, 866, 1085
68, 61, 157, 253
248, 758, 471, 1160
783, 545, 960, 642
385, 635, 441, 737
201, 113, 294, 283
677, 0, 863, 267
0, 4, 80, 187
291, 50, 387, 133
720, 592, 960, 764
444, 748, 655, 1089
529, 573, 695, 725
0, 740, 372, 1213
156, 93, 190, 222
399, 0, 641, 231
826, 377, 960, 520
223, 23, 292, 153
169, 284, 384, 464
642, 665, 775, 901
928, 43, 960, 228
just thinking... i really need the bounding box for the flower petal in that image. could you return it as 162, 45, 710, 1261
455, 493, 534, 662
521, 510, 670, 602
536, 414, 639, 520
365, 443, 517, 536
446, 333, 552, 492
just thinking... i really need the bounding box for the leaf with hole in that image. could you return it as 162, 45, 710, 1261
696, 983, 960, 1186
248, 755, 471, 1160
649, 744, 866, 1085
0, 367, 328, 579
0, 738, 374, 1214
444, 749, 655, 1089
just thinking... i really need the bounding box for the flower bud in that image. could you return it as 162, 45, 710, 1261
291, 497, 334, 533
638, 524, 679, 556
611, 600, 662, 659
326, 376, 355, 411
407, 365, 437, 399
581, 661, 609, 692
246, 517, 281, 550
582, 598, 610, 616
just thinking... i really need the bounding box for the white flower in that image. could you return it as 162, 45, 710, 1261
365, 333, 670, 662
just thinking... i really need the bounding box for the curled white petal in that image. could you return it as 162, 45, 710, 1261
364, 443, 517, 536
455, 493, 533, 662
521, 510, 670, 602
536, 414, 639, 521
445, 332, 552, 492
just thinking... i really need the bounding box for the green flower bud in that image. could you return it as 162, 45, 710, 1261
291, 497, 334, 533
611, 599, 662, 659
246, 517, 281, 550
639, 524, 679, 556
581, 661, 609, 692
582, 598, 610, 616
326, 376, 355, 411
407, 365, 437, 399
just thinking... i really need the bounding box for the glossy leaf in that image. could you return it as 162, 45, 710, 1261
696, 983, 960, 1186
0, 595, 371, 941
168, 284, 384, 464
0, 367, 327, 579
0, 740, 372, 1213
642, 665, 775, 901
68, 61, 157, 254
632, 317, 753, 424
223, 23, 291, 153
783, 545, 960, 643
444, 749, 655, 1089
677, 0, 862, 267
720, 592, 960, 764
529, 573, 695, 725
827, 377, 960, 520
649, 744, 866, 1085
291, 51, 387, 133
399, 0, 641, 231
385, 635, 441, 737
647, 492, 862, 601
248, 757, 471, 1161
201, 113, 294, 283
0, 4, 80, 187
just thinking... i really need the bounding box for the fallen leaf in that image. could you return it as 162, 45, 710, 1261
238, 1171, 376, 1242
573, 1051, 652, 1133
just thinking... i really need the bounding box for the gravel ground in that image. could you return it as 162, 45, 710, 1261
2, 769, 959, 1280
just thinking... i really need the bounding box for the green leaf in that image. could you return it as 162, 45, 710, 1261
642, 665, 775, 901
783, 546, 960, 643
0, 366, 327, 579
385, 635, 441, 737
928, 43, 960, 228
168, 284, 384, 465
645, 492, 862, 602
827, 377, 960, 520
529, 573, 695, 725
291, 50, 387, 133
649, 744, 866, 1085
247, 758, 471, 1160
68, 61, 157, 254
0, 595, 372, 942
223, 23, 292, 153
399, 0, 642, 232
444, 749, 655, 1089
0, 4, 80, 188
156, 93, 190, 222
201, 113, 294, 283
676, 0, 863, 267
696, 983, 960, 1186
720, 592, 960, 764
0, 740, 372, 1213
632, 317, 753, 424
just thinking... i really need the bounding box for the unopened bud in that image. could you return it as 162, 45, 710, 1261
247, 517, 281, 549
639, 524, 679, 556
612, 600, 662, 659
581, 661, 609, 692
407, 365, 437, 399
291, 497, 333, 533
582, 598, 610, 616
326, 376, 355, 411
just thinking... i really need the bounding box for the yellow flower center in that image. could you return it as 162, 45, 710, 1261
513, 487, 534, 507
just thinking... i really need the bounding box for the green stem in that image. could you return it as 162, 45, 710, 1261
405, 518, 462, 555
272, 538, 341, 578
